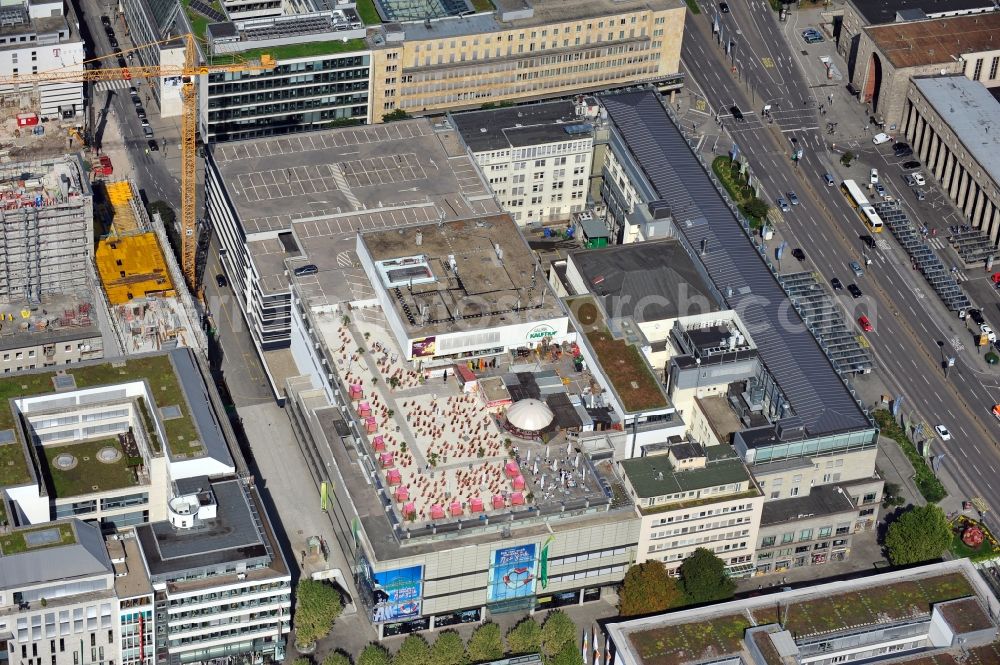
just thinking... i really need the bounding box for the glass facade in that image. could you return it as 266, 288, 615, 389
205, 54, 371, 142
736, 427, 878, 464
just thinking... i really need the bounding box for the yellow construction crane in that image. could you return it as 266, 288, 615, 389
0, 34, 273, 289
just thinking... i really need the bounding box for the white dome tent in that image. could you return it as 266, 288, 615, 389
504, 398, 555, 438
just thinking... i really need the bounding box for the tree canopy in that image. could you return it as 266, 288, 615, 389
393, 635, 430, 665
357, 644, 391, 665
506, 618, 542, 655
678, 548, 736, 604
885, 504, 952, 565
430, 631, 466, 665
293, 579, 343, 646
466, 623, 504, 663
618, 560, 684, 616
549, 640, 583, 665
540, 611, 576, 659
323, 652, 352, 665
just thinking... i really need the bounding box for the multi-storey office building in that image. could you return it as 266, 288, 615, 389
620, 443, 763, 578
451, 101, 595, 225
367, 0, 686, 118
136, 476, 291, 665
0, 520, 125, 665
0, 0, 84, 117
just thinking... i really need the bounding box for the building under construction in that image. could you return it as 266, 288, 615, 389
0, 155, 93, 303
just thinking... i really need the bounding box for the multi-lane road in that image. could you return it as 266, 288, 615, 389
680, 0, 1000, 524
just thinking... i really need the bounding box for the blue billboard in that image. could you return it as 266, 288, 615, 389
488, 544, 537, 602
371, 565, 423, 623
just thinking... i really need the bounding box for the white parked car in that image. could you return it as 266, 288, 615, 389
872, 132, 892, 145
934, 424, 951, 441
870, 169, 879, 185
913, 172, 926, 186
981, 323, 996, 343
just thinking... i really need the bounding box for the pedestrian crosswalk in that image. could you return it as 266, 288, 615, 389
94, 79, 133, 92
927, 237, 947, 250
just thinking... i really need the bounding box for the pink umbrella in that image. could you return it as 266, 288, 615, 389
380, 452, 395, 468
365, 417, 377, 433
358, 401, 371, 416
470, 497, 485, 512
387, 469, 402, 486
505, 461, 520, 478
430, 504, 446, 519
450, 501, 463, 517
395, 486, 410, 501
512, 475, 526, 490
403, 502, 416, 518
350, 384, 364, 399
373, 435, 386, 451
492, 495, 506, 509
511, 492, 525, 505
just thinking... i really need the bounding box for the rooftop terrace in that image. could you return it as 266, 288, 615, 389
566, 295, 668, 413
42, 437, 142, 498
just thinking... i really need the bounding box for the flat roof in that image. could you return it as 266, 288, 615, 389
759, 484, 857, 526
394, 0, 683, 40
360, 215, 564, 338
107, 532, 152, 599
452, 101, 592, 153
600, 91, 871, 438
912, 76, 1000, 188
604, 560, 997, 665
0, 294, 101, 352
210, 119, 493, 237
849, 0, 995, 25
866, 12, 1000, 69
620, 448, 753, 499
0, 520, 112, 590
136, 477, 266, 577
568, 240, 719, 323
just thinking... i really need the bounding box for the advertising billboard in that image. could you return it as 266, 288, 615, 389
371, 565, 423, 623
488, 544, 537, 602
411, 336, 437, 358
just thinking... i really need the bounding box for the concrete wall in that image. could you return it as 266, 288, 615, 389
753, 447, 878, 500
0, 333, 103, 371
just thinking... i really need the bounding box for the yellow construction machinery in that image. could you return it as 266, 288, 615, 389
0, 34, 274, 289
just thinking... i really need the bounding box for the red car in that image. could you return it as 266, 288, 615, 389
858, 315, 873, 332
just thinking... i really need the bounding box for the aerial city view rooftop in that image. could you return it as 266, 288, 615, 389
3, 0, 1000, 662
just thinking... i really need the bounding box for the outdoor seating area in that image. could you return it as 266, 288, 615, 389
328, 309, 609, 526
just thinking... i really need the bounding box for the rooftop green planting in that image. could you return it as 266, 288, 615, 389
0, 523, 75, 556
355, 0, 382, 24
629, 614, 750, 664
751, 572, 974, 637
0, 442, 30, 487
43, 438, 142, 498
209, 38, 367, 65
569, 296, 668, 413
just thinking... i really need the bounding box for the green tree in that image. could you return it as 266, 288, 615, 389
429, 631, 466, 665
465, 622, 503, 663
540, 611, 576, 659
393, 635, 430, 665
885, 504, 952, 565
840, 151, 854, 167
678, 548, 736, 604
290, 658, 313, 665
293, 579, 343, 646
357, 644, 391, 665
506, 618, 542, 655
744, 197, 769, 220
549, 641, 583, 665
382, 109, 411, 122
618, 560, 684, 616
323, 652, 352, 665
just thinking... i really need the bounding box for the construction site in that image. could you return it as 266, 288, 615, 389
94, 179, 203, 353
0, 155, 94, 301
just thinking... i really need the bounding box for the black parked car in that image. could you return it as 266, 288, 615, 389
970, 309, 985, 325
791, 247, 806, 261
848, 284, 863, 299
902, 160, 921, 170
831, 277, 843, 290
215, 273, 228, 288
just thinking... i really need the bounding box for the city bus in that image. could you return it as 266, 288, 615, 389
841, 179, 884, 233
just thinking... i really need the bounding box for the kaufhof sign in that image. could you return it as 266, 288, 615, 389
526, 324, 558, 342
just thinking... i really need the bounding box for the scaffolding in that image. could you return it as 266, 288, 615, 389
0, 156, 93, 302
